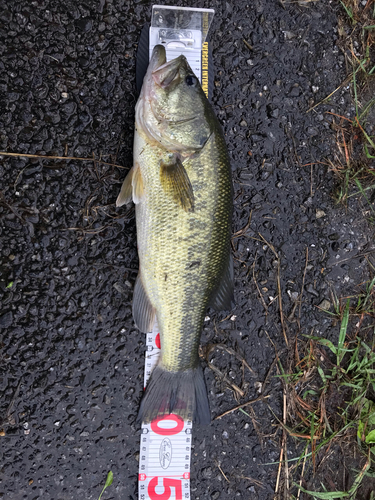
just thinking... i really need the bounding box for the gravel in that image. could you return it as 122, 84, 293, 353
1, 0, 373, 499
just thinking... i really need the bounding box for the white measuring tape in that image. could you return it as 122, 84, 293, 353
139, 321, 192, 500
137, 8, 215, 497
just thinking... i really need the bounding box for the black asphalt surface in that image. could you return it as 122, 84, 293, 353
1, 1, 374, 499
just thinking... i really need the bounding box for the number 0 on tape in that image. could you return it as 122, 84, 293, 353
139, 321, 192, 500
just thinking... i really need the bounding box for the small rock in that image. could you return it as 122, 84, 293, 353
251, 193, 262, 204
202, 467, 213, 479
316, 209, 326, 219
240, 119, 248, 127
211, 492, 220, 500
113, 282, 126, 294
254, 381, 262, 393
328, 233, 339, 241
100, 80, 114, 97
261, 171, 271, 180
78, 56, 90, 68
306, 284, 319, 297
289, 86, 300, 97
0, 311, 13, 328
283, 31, 296, 40
239, 170, 253, 180
318, 299, 331, 311
288, 291, 299, 301
307, 127, 318, 136
75, 18, 93, 32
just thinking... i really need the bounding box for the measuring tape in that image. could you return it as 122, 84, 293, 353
137, 8, 215, 497
138, 321, 193, 500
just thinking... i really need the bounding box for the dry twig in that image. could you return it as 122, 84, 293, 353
251, 253, 269, 317
259, 233, 288, 346
214, 460, 230, 483
0, 151, 127, 169
215, 395, 270, 420
297, 452, 307, 500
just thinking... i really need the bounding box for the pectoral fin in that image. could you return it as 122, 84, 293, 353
116, 163, 144, 207
160, 157, 194, 212
132, 164, 145, 204
133, 274, 156, 333
209, 253, 234, 311
116, 166, 134, 207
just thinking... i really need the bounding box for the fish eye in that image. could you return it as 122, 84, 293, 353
185, 74, 198, 87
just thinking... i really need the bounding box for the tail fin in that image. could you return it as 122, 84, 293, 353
138, 364, 210, 425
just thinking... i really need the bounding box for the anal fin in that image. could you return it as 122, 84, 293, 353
133, 274, 155, 333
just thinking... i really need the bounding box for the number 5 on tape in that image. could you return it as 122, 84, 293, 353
138, 323, 192, 500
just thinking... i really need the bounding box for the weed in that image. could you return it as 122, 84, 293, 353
327, 1, 375, 219
340, 0, 356, 25
295, 453, 371, 498
98, 471, 113, 500
281, 277, 375, 496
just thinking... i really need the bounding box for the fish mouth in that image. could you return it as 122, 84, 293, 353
149, 44, 167, 73
152, 55, 188, 89
139, 45, 167, 99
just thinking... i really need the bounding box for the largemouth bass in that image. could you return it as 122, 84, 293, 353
117, 45, 233, 424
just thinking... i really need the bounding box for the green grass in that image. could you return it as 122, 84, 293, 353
340, 0, 356, 25
282, 277, 375, 496
330, 1, 375, 218
98, 471, 113, 500
296, 456, 371, 498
